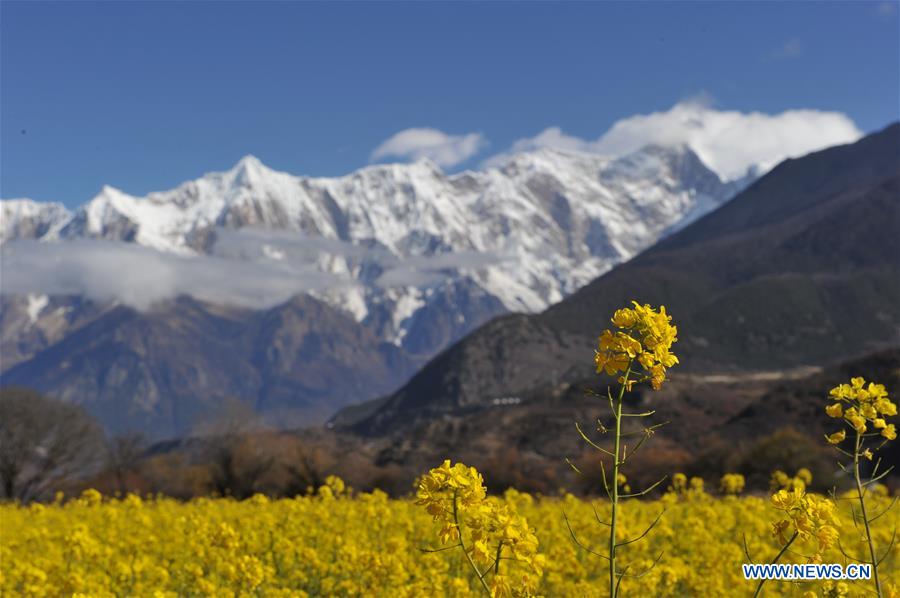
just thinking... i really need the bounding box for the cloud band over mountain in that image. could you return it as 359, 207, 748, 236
375, 100, 862, 180
0, 232, 508, 311
370, 128, 487, 168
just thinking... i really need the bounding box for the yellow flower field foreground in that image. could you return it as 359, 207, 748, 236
2, 484, 897, 597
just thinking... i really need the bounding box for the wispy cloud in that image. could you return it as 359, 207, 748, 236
0, 239, 356, 310
768, 38, 804, 60
374, 250, 510, 289
484, 98, 862, 181
876, 1, 897, 17
211, 228, 391, 263
215, 229, 507, 289
0, 232, 507, 310
370, 128, 487, 168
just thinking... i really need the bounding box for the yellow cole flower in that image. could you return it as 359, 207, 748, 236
827, 377, 896, 447
611, 307, 638, 329
771, 488, 803, 511
719, 473, 745, 495
844, 407, 868, 433
875, 398, 898, 416
822, 378, 896, 598
689, 477, 704, 493
770, 469, 813, 493
416, 462, 542, 596
826, 430, 846, 445
770, 470, 790, 490
829, 384, 853, 400
825, 403, 843, 418
594, 301, 678, 390
769, 488, 841, 558
5, 483, 894, 597
860, 403, 878, 419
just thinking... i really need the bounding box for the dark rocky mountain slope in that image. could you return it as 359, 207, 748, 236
348, 123, 900, 436
2, 295, 414, 438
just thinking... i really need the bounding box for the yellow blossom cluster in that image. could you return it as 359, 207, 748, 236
416, 461, 544, 596
770, 468, 814, 493
815, 580, 851, 597
770, 488, 841, 556
316, 474, 347, 499
665, 473, 708, 502
2, 484, 897, 597
416, 460, 487, 543
719, 473, 746, 495
594, 301, 679, 390
825, 377, 897, 443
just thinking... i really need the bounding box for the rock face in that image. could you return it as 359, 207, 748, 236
347, 123, 900, 436
1, 295, 415, 438
2, 145, 744, 347
0, 200, 71, 244
0, 143, 747, 437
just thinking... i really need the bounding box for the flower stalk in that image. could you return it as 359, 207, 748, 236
452, 491, 492, 596
751, 531, 797, 598
416, 460, 545, 596
852, 426, 882, 597
608, 364, 631, 598
824, 376, 896, 598
569, 301, 679, 597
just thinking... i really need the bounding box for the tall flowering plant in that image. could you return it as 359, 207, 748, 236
416, 460, 545, 597
568, 301, 678, 597
824, 377, 897, 598
748, 485, 842, 598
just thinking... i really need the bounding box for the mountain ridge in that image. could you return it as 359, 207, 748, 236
346, 123, 900, 436
1, 294, 416, 438
1, 144, 746, 352
1, 142, 751, 436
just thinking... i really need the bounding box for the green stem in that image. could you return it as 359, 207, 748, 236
494, 540, 504, 575
453, 491, 492, 596
609, 363, 632, 598
854, 430, 883, 598
752, 531, 798, 598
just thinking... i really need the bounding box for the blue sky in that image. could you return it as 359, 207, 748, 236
2, 1, 898, 207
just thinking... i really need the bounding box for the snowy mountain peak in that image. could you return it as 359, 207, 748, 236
0, 199, 71, 244
228, 154, 272, 185
92, 185, 133, 205
1, 145, 753, 353
235, 154, 264, 169
410, 156, 443, 173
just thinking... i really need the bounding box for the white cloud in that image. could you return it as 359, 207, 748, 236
769, 38, 804, 60
0, 239, 356, 311
481, 127, 592, 168
375, 249, 510, 289
371, 128, 487, 168
0, 232, 507, 309
877, 1, 897, 16
484, 99, 863, 181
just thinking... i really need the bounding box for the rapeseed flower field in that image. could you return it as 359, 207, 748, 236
2, 302, 897, 597
1, 481, 897, 596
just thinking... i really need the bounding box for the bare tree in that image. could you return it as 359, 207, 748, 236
197, 398, 274, 499
0, 388, 104, 502
105, 433, 146, 495
283, 437, 333, 495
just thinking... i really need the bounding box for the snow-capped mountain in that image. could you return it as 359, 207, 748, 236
1, 199, 71, 244
1, 144, 747, 354
0, 144, 753, 435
